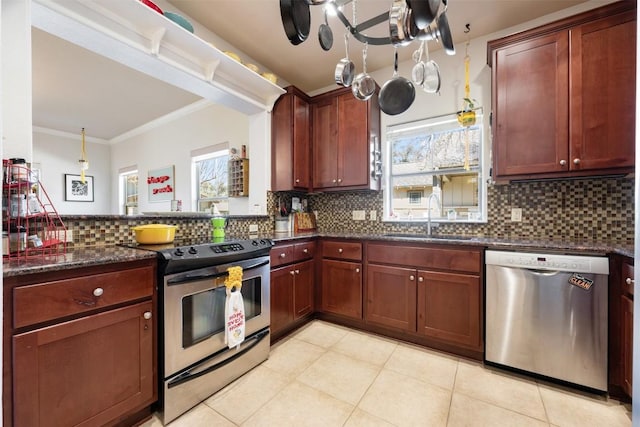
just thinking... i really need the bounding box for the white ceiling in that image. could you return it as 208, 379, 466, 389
31, 0, 594, 141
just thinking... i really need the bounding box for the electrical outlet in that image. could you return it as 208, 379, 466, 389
511, 208, 522, 222
249, 224, 258, 233
352, 210, 366, 221
313, 210, 319, 221
369, 210, 377, 221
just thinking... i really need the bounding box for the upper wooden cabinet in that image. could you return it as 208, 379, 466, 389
312, 87, 381, 191
271, 86, 311, 191
488, 1, 636, 181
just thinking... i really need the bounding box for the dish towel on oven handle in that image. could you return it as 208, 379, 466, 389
225, 266, 245, 349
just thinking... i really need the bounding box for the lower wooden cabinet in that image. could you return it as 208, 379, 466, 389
366, 264, 416, 332
622, 293, 633, 396
321, 259, 363, 319
13, 301, 154, 427
609, 254, 634, 400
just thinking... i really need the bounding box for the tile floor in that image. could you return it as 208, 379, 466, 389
142, 320, 632, 427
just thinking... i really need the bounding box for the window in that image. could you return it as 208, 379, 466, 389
385, 110, 486, 222
192, 145, 229, 214
119, 168, 138, 214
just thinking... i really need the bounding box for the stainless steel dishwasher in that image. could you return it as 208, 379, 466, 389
485, 250, 609, 391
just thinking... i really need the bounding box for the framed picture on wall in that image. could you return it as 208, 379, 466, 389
64, 174, 94, 202
147, 165, 175, 202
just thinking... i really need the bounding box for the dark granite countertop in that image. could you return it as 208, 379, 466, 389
3, 246, 157, 277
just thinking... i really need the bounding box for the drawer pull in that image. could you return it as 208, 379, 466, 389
143, 311, 152, 320
338, 248, 343, 253
93, 288, 104, 297
280, 253, 286, 258
626, 278, 635, 285
409, 275, 415, 281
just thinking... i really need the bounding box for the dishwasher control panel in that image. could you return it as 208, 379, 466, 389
485, 250, 609, 274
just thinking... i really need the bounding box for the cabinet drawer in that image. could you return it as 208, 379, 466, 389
13, 266, 154, 329
367, 243, 481, 274
622, 260, 634, 297
322, 241, 362, 261
294, 241, 316, 261
271, 244, 294, 267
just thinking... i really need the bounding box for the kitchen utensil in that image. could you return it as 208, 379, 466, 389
318, 10, 333, 51
334, 33, 355, 87
379, 48, 415, 115
407, 0, 440, 29
163, 11, 194, 33
437, 11, 455, 55
421, 42, 441, 93
131, 224, 177, 244
139, 0, 163, 14
280, 0, 311, 46
352, 44, 376, 101
389, 0, 413, 46
411, 41, 426, 86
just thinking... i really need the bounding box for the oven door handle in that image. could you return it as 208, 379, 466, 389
167, 328, 270, 389
167, 259, 270, 285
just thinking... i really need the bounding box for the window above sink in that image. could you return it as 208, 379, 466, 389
384, 110, 487, 223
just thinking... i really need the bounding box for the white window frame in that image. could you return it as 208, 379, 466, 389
118, 166, 138, 215
191, 143, 230, 214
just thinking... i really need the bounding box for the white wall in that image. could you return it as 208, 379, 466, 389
32, 129, 112, 214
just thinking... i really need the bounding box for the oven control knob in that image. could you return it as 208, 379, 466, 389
174, 248, 185, 256
252, 240, 258, 246
188, 247, 197, 255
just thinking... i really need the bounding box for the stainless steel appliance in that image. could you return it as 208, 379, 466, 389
132, 238, 273, 425
485, 250, 609, 391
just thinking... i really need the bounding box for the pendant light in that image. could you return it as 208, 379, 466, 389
79, 128, 89, 183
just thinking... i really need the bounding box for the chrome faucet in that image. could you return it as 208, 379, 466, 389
426, 192, 440, 236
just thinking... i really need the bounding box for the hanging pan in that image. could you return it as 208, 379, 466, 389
318, 10, 333, 51
422, 42, 441, 93
352, 44, 377, 101
407, 0, 440, 29
335, 33, 355, 87
280, 0, 311, 46
437, 11, 455, 55
379, 48, 415, 115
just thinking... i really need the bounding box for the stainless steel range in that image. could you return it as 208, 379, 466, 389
132, 238, 273, 424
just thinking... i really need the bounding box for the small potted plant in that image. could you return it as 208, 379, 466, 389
457, 97, 477, 127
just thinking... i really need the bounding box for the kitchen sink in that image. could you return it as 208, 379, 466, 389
383, 233, 475, 241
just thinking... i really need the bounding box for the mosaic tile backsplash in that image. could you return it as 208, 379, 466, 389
62, 176, 633, 248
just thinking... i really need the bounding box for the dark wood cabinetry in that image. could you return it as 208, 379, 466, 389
270, 240, 316, 340
320, 240, 363, 319
4, 259, 157, 427
271, 86, 311, 191
311, 87, 380, 191
488, 1, 636, 181
366, 243, 483, 355
609, 254, 634, 400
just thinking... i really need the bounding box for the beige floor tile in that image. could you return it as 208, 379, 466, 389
538, 384, 631, 427
262, 337, 326, 377
385, 343, 458, 390
454, 361, 547, 421
291, 320, 350, 348
204, 365, 289, 424
163, 404, 235, 427
241, 380, 353, 427
344, 408, 397, 427
358, 368, 451, 426
448, 393, 550, 427
332, 330, 398, 366
297, 350, 380, 404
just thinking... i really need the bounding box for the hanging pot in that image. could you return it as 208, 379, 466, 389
407, 0, 441, 29
379, 49, 415, 116
352, 44, 377, 101
389, 0, 413, 47
335, 33, 355, 87
279, 0, 310, 46
318, 10, 333, 51
437, 11, 455, 55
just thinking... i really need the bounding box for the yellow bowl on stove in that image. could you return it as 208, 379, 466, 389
131, 224, 177, 244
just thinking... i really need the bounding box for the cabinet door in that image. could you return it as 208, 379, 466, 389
569, 11, 636, 171
312, 97, 338, 189
13, 301, 154, 427
337, 93, 369, 187
321, 259, 362, 319
417, 270, 481, 349
292, 94, 311, 189
294, 259, 315, 319
366, 264, 417, 332
622, 294, 633, 396
493, 32, 569, 177
270, 266, 295, 336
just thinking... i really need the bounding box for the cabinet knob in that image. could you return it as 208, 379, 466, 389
290, 270, 295, 275
418, 277, 424, 282
355, 268, 360, 273
332, 179, 337, 183
295, 179, 300, 183
295, 269, 300, 274
409, 275, 415, 281
337, 178, 342, 183
280, 253, 286, 258
573, 158, 581, 165
559, 160, 567, 166
143, 311, 152, 320
626, 278, 635, 285
338, 248, 343, 253
303, 248, 308, 253
93, 288, 104, 297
